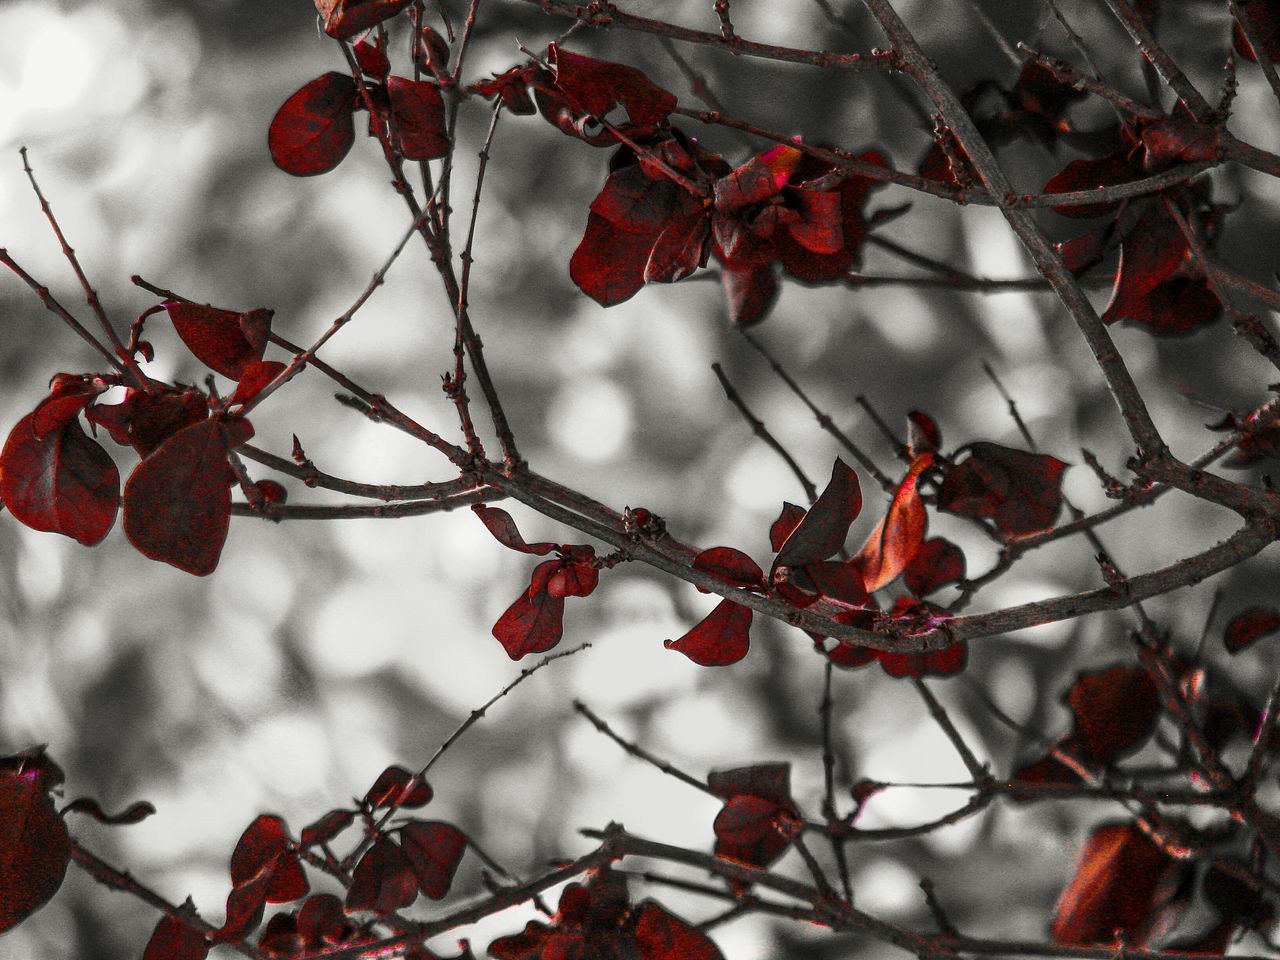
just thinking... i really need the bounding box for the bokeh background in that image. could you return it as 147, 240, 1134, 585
2, 1, 1279, 957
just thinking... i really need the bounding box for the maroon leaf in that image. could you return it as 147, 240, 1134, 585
230, 361, 286, 407
493, 559, 566, 660
123, 416, 254, 576
210, 855, 275, 943
0, 761, 71, 934
1043, 150, 1144, 219
774, 459, 862, 569
230, 815, 308, 905
387, 77, 449, 160
720, 261, 778, 327
692, 547, 764, 591
904, 537, 966, 597
548, 45, 676, 131
87, 386, 208, 458
665, 598, 752, 667
297, 893, 360, 948
708, 763, 792, 805
787, 187, 844, 254
592, 164, 689, 234
1224, 607, 1280, 654
471, 504, 558, 556
258, 912, 302, 956
352, 38, 390, 82
571, 211, 659, 307
769, 502, 807, 552
632, 901, 725, 960
61, 797, 155, 825
1066, 665, 1159, 765
713, 145, 802, 213
300, 809, 354, 847
268, 72, 358, 176
773, 151, 888, 282
347, 837, 418, 915
364, 766, 432, 810
166, 303, 273, 380
313, 0, 412, 41
1, 409, 119, 546
938, 442, 1067, 538
645, 211, 711, 283
1103, 272, 1220, 335
1012, 746, 1081, 795
874, 640, 968, 678
400, 820, 467, 899
142, 912, 209, 960
1051, 822, 1178, 946
708, 764, 799, 869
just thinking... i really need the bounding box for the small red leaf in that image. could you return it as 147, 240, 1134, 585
713, 145, 802, 213
708, 763, 792, 805
719, 261, 778, 328
210, 856, 274, 943
855, 453, 931, 592
774, 459, 862, 569
352, 39, 390, 81
493, 560, 566, 660
692, 547, 764, 591
786, 187, 844, 254
166, 303, 272, 380
313, 0, 413, 42
1066, 665, 1159, 765
268, 72, 358, 176
387, 77, 449, 160
0, 762, 71, 934
364, 766, 432, 810
123, 416, 254, 576
230, 361, 286, 407
708, 764, 799, 869
230, 815, 308, 905
400, 820, 467, 899
142, 912, 209, 960
665, 599, 751, 667
903, 537, 966, 597
300, 809, 354, 847
472, 504, 558, 555
347, 837, 418, 915
632, 901, 725, 960
1224, 607, 1280, 654
644, 211, 710, 283
769, 502, 807, 553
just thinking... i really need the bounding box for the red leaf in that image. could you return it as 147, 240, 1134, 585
353, 39, 390, 81
665, 598, 751, 667
230, 361, 286, 407
143, 912, 209, 960
1051, 822, 1178, 946
719, 261, 778, 327
300, 809, 354, 847
493, 560, 566, 660
87, 386, 209, 458
1011, 745, 1081, 796
123, 416, 254, 576
708, 764, 799, 869
708, 763, 792, 805
471, 504, 558, 556
364, 766, 432, 810
166, 303, 272, 380
400, 820, 467, 899
645, 211, 710, 283
874, 640, 968, 678
313, 0, 412, 41
632, 901, 725, 960
0, 763, 71, 934
210, 855, 275, 943
387, 77, 449, 160
591, 164, 690, 233
230, 815, 308, 905
1105, 272, 1221, 336
546, 554, 600, 598
571, 211, 659, 307
768, 502, 807, 552
297, 893, 360, 948
938, 442, 1067, 538
787, 187, 844, 254
692, 546, 764, 591
548, 44, 676, 131
268, 72, 358, 176
1224, 607, 1280, 654
773, 151, 888, 282
347, 837, 418, 915
907, 410, 942, 456
855, 453, 931, 592
713, 145, 802, 213
774, 459, 862, 569
1043, 150, 1144, 219
904, 537, 966, 597
1, 410, 119, 546
1066, 665, 1160, 765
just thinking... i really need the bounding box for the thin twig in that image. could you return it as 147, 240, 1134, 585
712, 362, 819, 503
572, 699, 713, 795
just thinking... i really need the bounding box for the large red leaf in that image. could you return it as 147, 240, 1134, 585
1, 411, 119, 546
142, 912, 210, 960
165, 303, 272, 380
400, 820, 467, 899
229, 815, 308, 905
347, 837, 418, 915
665, 598, 752, 667
855, 453, 930, 591
0, 764, 71, 934
1051, 823, 1178, 946
773, 151, 888, 282
774, 458, 862, 569
387, 77, 448, 160
493, 558, 566, 660
938, 442, 1066, 538
268, 72, 358, 176
548, 45, 676, 131
86, 386, 208, 458
571, 211, 660, 306
123, 416, 254, 576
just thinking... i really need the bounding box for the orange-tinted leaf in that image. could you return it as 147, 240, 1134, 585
907, 410, 942, 456
400, 820, 467, 899
665, 598, 751, 666
123, 416, 254, 576
387, 77, 448, 160
1224, 606, 1280, 654
774, 459, 862, 569
166, 303, 272, 380
0, 762, 71, 934
855, 452, 931, 591
268, 72, 357, 176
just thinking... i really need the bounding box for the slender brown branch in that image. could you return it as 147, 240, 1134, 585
573, 699, 713, 795
712, 362, 819, 502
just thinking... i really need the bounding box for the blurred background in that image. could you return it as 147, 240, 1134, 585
1, 0, 1279, 957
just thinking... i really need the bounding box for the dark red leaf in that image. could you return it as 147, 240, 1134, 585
571, 211, 659, 307
801, 561, 870, 608
907, 411, 942, 456
855, 453, 930, 592
692, 547, 764, 591
1140, 116, 1221, 169
1011, 745, 1081, 796
719, 261, 778, 327
297, 893, 359, 948
347, 837, 418, 915
904, 537, 966, 597
1224, 607, 1280, 654
471, 504, 558, 555
230, 361, 286, 407
1051, 822, 1178, 945
166, 303, 272, 380
300, 809, 354, 847
1, 410, 119, 546
591, 164, 689, 234
1202, 860, 1274, 932
210, 855, 275, 943
548, 44, 676, 131
123, 416, 254, 576
769, 502, 807, 552
874, 640, 968, 678
387, 77, 449, 160
86, 386, 209, 458
938, 442, 1067, 538
258, 912, 302, 956
1066, 665, 1160, 765
665, 598, 751, 666
400, 820, 467, 899
364, 766, 432, 810
773, 151, 888, 282
31, 375, 106, 437
645, 210, 710, 283
61, 797, 155, 825
493, 560, 566, 660
142, 911, 210, 960
546, 554, 599, 598
313, 0, 412, 41
254, 480, 287, 505
268, 72, 358, 176
488, 920, 556, 960
708, 765, 799, 869
632, 901, 725, 960
787, 187, 844, 254
1043, 150, 1144, 219
774, 459, 862, 569
708, 763, 792, 805
1235, 2, 1280, 62
353, 39, 390, 81
1104, 272, 1220, 336
230, 815, 308, 905
0, 763, 71, 934
713, 145, 802, 213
